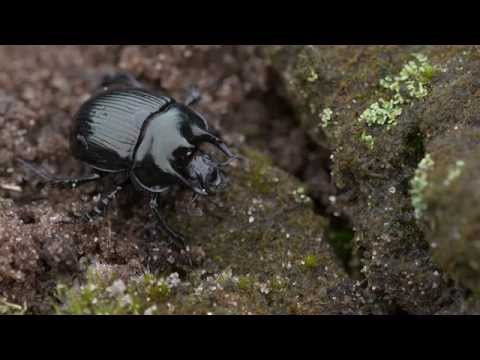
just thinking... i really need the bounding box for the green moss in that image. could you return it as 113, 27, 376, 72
410, 153, 435, 219
270, 276, 288, 292
237, 275, 253, 291
328, 227, 355, 268
241, 147, 276, 195
55, 267, 177, 315
303, 254, 319, 270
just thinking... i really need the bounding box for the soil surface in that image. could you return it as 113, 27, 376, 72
0, 46, 362, 314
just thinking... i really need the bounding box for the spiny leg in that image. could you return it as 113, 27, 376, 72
83, 183, 126, 222
18, 159, 104, 189
149, 194, 187, 251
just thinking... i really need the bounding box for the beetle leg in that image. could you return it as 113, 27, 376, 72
99, 71, 144, 91
184, 73, 236, 107
18, 159, 104, 189
191, 193, 200, 204
184, 87, 202, 106
83, 184, 125, 222
149, 195, 187, 250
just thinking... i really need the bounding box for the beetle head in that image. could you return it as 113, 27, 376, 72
184, 150, 226, 195
133, 103, 239, 196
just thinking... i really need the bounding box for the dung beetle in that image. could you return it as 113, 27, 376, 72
20, 73, 239, 251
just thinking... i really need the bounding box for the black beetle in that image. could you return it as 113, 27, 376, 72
20, 73, 239, 251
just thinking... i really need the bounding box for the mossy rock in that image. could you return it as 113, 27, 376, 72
54, 147, 370, 315
420, 129, 480, 294
263, 45, 477, 313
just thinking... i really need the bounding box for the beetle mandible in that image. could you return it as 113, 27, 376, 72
20, 72, 239, 251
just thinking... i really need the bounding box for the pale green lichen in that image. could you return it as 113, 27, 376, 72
292, 187, 312, 205
0, 297, 27, 315
306, 67, 319, 82
359, 95, 405, 129
380, 53, 439, 99
320, 108, 333, 128
444, 160, 465, 187
360, 131, 375, 149
359, 53, 439, 130
410, 153, 435, 219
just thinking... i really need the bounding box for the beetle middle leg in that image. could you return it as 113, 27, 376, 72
83, 183, 126, 222
149, 194, 187, 251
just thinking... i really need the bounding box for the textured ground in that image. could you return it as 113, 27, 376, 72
0, 46, 370, 314
0, 45, 478, 314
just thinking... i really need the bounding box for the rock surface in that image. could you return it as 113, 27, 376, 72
264, 45, 479, 313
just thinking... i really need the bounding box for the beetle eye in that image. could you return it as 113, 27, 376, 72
176, 147, 195, 162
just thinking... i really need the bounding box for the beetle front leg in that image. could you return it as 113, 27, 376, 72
149, 195, 187, 250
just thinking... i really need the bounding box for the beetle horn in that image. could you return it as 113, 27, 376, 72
131, 165, 207, 196
191, 127, 241, 165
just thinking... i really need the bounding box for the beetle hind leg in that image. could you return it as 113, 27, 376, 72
99, 71, 144, 90
18, 159, 104, 189
184, 87, 202, 106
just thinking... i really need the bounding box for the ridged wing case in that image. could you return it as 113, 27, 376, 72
71, 89, 172, 172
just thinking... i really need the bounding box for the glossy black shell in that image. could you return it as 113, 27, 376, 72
71, 88, 172, 173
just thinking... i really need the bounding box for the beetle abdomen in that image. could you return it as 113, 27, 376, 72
71, 89, 172, 172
